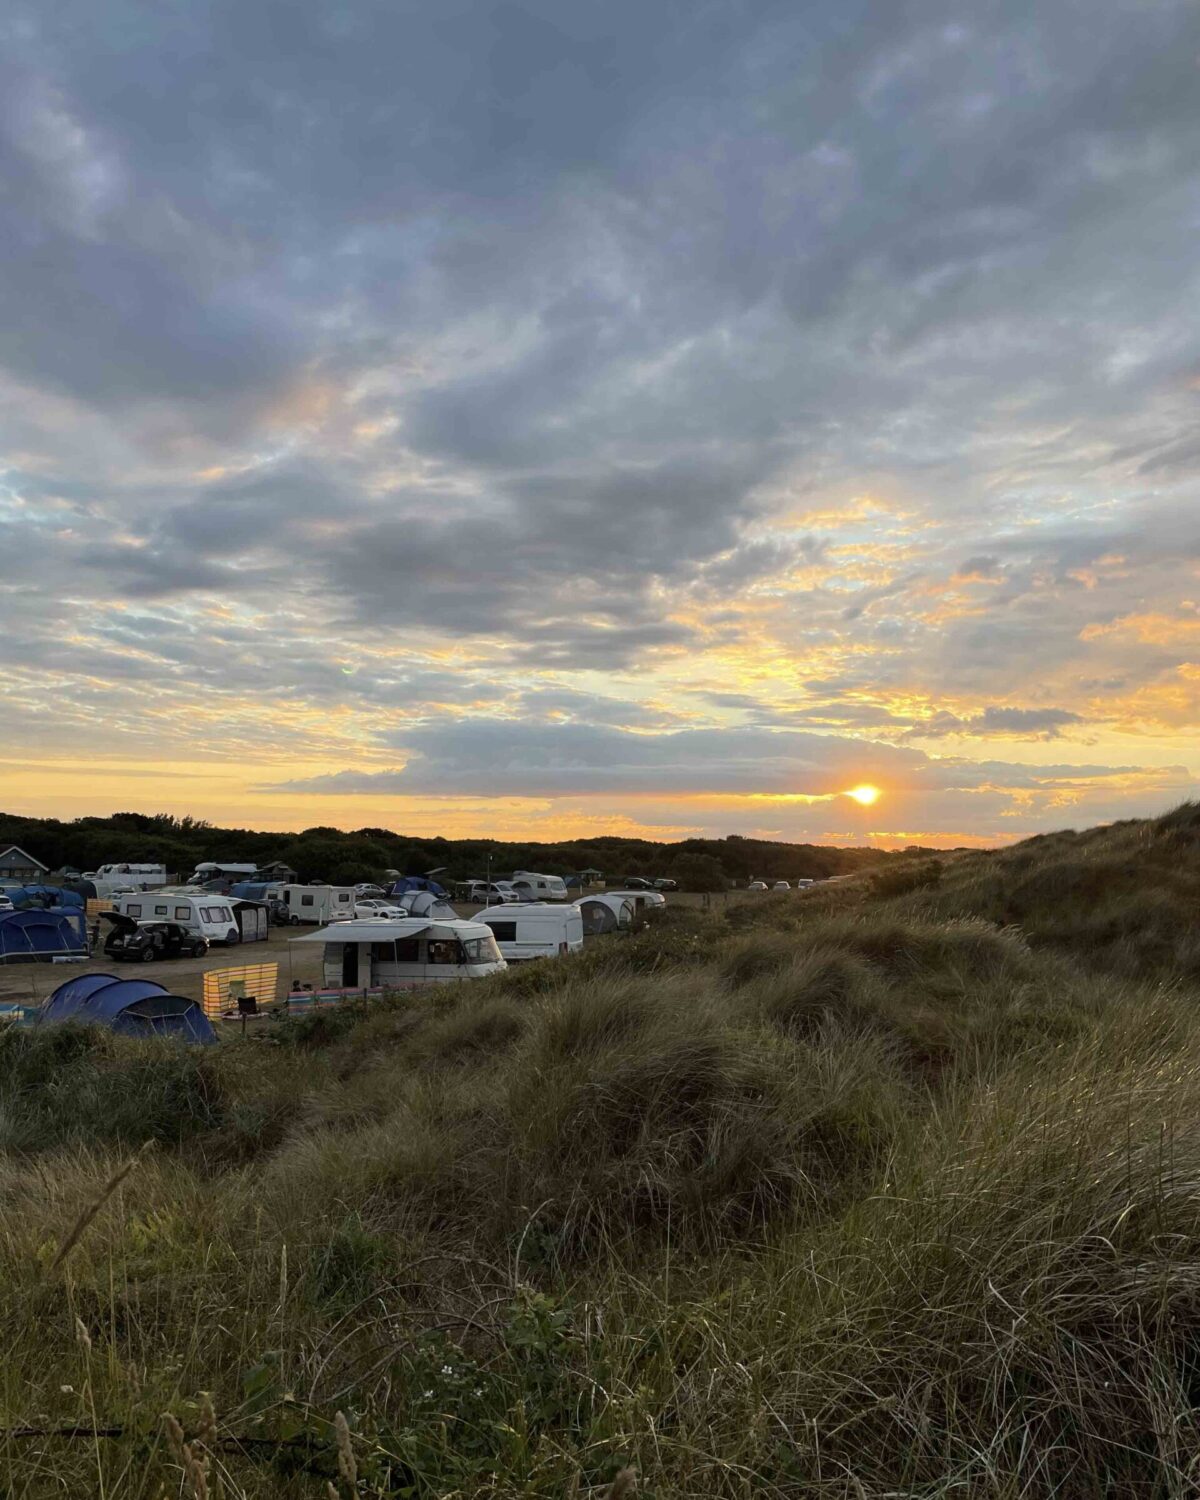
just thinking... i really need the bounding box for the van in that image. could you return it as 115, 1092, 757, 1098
280, 884, 356, 925
295, 917, 505, 990
115, 891, 240, 946
473, 902, 584, 962
510, 871, 569, 902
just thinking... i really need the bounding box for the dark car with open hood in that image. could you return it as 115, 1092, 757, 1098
100, 911, 209, 963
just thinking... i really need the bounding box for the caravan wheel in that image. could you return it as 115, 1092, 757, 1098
289, 914, 300, 926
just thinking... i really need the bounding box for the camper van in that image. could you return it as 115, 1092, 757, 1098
187, 861, 259, 887
114, 891, 241, 946
280, 884, 356, 925
296, 917, 505, 990
510, 871, 570, 902
85, 863, 168, 896
473, 902, 584, 962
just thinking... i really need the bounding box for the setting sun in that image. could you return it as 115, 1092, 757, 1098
846, 784, 881, 806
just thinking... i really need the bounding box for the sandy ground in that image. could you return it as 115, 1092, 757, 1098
0, 889, 756, 1009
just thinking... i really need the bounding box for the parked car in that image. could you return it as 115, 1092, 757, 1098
773, 880, 790, 891
464, 880, 521, 904
652, 878, 678, 891
101, 912, 209, 963
354, 899, 406, 918
620, 877, 654, 890
354, 883, 387, 896
0, 895, 13, 913
747, 880, 768, 892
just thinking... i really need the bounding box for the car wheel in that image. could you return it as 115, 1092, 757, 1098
289, 914, 300, 926
194, 941, 208, 957
140, 947, 156, 962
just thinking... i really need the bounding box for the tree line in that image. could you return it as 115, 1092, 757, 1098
0, 810, 922, 892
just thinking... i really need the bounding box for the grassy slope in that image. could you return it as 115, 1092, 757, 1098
3, 805, 1200, 1496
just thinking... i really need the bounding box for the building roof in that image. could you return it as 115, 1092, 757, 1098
0, 845, 48, 871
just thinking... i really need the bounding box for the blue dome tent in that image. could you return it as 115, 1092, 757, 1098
40, 974, 215, 1044
389, 875, 449, 897
4, 884, 84, 909
0, 907, 89, 963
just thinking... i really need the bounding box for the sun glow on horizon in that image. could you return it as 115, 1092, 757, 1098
846, 783, 882, 806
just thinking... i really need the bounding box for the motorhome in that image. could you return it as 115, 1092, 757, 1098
114, 891, 241, 946
85, 863, 168, 896
279, 884, 356, 924
187, 861, 259, 887
295, 917, 505, 990
510, 870, 570, 902
473, 902, 584, 962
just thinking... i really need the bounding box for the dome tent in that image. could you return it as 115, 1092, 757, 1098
40, 974, 215, 1045
0, 907, 89, 963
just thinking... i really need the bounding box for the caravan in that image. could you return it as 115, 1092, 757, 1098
296, 917, 505, 989
280, 884, 356, 925
114, 891, 241, 946
473, 902, 584, 962
510, 871, 570, 902
187, 861, 259, 887
86, 863, 168, 897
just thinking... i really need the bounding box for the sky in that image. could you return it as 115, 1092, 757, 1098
3, 0, 1199, 848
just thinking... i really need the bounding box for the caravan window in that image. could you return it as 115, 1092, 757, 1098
488, 921, 518, 942
175, 906, 191, 920
215, 906, 231, 921
301, 894, 315, 907
154, 904, 169, 916
426, 939, 462, 965
126, 903, 142, 917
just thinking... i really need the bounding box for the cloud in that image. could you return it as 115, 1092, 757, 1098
3, 0, 1200, 837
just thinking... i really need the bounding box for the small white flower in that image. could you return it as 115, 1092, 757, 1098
60, 1385, 74, 1394
423, 1389, 433, 1399
474, 1387, 483, 1397
441, 1364, 453, 1376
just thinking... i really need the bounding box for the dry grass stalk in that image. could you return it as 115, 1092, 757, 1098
604, 1469, 636, 1500
334, 1409, 356, 1486
164, 1412, 209, 1500
48, 1146, 148, 1275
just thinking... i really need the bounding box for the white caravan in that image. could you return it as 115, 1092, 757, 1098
473, 902, 584, 962
86, 863, 169, 896
511, 870, 570, 902
605, 888, 667, 915
280, 884, 356, 925
115, 891, 241, 945
295, 917, 505, 990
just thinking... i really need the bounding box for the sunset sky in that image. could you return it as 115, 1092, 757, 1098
3, 0, 1199, 847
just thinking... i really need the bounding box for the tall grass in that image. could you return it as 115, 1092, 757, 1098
2, 805, 1200, 1495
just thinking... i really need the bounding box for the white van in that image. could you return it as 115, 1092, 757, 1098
280, 884, 356, 925
115, 891, 240, 946
473, 902, 584, 962
295, 917, 505, 990
510, 871, 569, 902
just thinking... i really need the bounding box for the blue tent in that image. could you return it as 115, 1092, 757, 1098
389, 875, 449, 897
0, 908, 89, 963
40, 975, 215, 1044
4, 884, 84, 909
